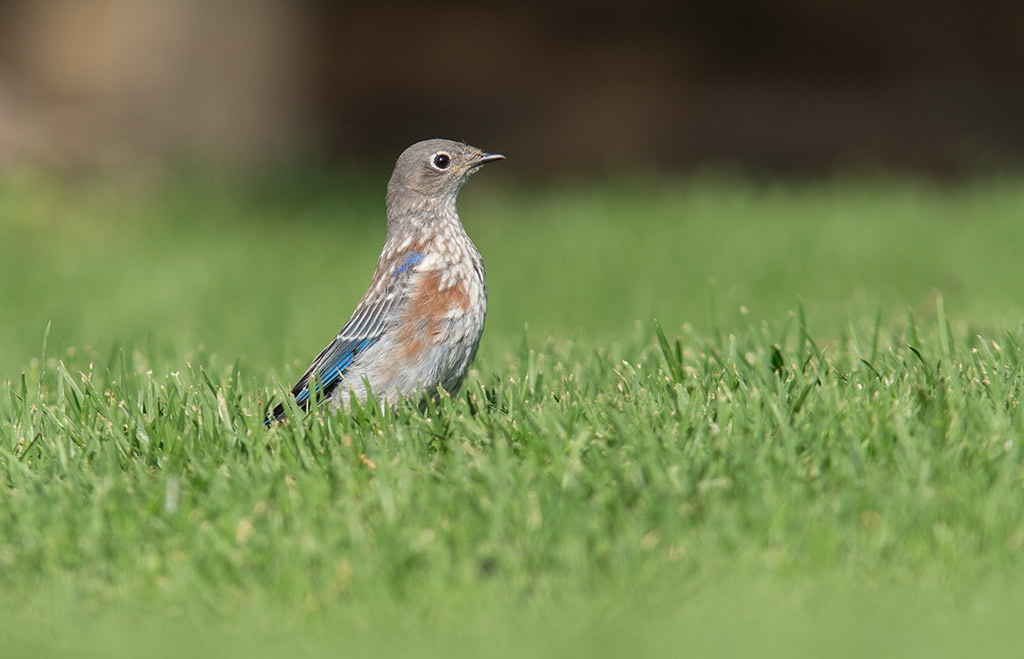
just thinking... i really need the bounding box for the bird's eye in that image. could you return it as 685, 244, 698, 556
432, 153, 451, 170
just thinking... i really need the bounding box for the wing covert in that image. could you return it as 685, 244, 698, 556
268, 250, 423, 420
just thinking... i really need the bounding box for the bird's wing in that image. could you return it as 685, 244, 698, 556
269, 251, 424, 420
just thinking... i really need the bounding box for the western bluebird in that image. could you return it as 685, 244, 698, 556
270, 139, 503, 420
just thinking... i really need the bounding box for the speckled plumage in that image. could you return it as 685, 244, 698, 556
270, 139, 501, 420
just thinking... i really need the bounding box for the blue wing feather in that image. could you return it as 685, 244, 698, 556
293, 336, 376, 407
394, 251, 424, 275
268, 248, 424, 421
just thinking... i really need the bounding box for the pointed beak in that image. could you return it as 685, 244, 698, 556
474, 152, 505, 166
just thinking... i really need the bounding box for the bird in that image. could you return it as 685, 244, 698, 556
269, 139, 503, 420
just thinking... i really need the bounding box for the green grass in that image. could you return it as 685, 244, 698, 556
2, 171, 1024, 656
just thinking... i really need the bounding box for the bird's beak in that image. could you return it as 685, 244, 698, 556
474, 152, 505, 166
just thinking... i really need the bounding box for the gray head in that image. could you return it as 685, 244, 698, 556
386, 139, 503, 215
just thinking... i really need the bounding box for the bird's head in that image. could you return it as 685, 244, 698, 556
386, 139, 503, 211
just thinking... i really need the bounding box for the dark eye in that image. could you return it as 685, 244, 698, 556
432, 153, 451, 170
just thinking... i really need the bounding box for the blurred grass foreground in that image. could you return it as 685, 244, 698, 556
2, 171, 1024, 657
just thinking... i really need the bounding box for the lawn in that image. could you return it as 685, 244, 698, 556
2, 169, 1024, 657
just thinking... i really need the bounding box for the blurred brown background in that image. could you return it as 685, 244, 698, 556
1, 0, 1022, 176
